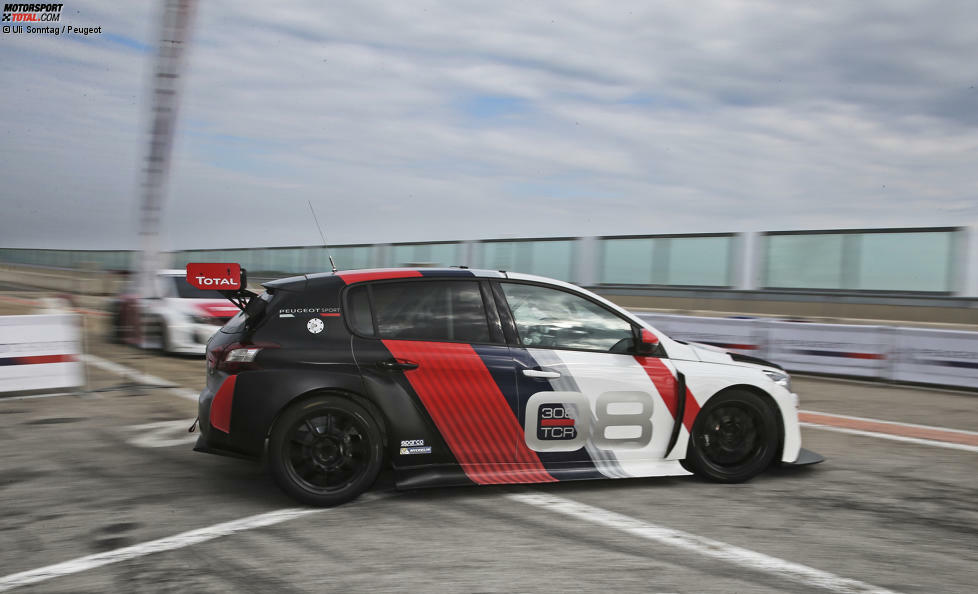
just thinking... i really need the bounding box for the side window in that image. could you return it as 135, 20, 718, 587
347, 285, 374, 336
500, 283, 633, 352
353, 280, 492, 343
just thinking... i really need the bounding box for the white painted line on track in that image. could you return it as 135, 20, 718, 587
0, 492, 390, 592
799, 422, 978, 453
81, 354, 198, 401
125, 418, 199, 448
800, 410, 978, 437
510, 492, 900, 594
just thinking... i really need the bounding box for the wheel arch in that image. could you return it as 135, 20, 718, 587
263, 387, 390, 457
696, 383, 786, 465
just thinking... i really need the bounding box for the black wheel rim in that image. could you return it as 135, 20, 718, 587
282, 409, 371, 494
698, 402, 768, 467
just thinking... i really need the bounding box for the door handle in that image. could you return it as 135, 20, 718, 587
377, 359, 419, 371
523, 369, 560, 379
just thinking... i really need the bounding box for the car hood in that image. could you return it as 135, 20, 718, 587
686, 341, 783, 371
687, 341, 735, 363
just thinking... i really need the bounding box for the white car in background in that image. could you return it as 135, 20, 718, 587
110, 270, 240, 355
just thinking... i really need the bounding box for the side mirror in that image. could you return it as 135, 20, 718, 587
636, 328, 660, 355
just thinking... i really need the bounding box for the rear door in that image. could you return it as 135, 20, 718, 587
497, 281, 681, 479
349, 278, 553, 484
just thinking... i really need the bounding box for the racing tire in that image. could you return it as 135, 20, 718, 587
161, 323, 172, 355
109, 307, 124, 344
267, 395, 384, 507
683, 389, 778, 483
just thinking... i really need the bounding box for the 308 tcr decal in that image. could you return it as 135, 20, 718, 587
525, 391, 656, 452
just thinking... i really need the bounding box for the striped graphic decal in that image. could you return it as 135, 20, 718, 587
633, 356, 700, 433
0, 354, 77, 366
525, 348, 624, 479
382, 340, 556, 485
337, 270, 424, 284
337, 269, 479, 284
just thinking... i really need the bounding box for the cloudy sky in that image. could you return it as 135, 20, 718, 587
1, 1, 976, 250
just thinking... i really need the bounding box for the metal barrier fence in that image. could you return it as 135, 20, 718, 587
2, 225, 976, 297
636, 312, 978, 389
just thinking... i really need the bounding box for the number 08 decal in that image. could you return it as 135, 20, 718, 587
524, 391, 654, 452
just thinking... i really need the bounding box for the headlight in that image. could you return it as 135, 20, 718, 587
763, 369, 791, 391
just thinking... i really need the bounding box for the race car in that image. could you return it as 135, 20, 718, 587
193, 266, 822, 506
110, 270, 240, 355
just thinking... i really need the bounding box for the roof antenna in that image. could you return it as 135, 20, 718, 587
308, 200, 337, 273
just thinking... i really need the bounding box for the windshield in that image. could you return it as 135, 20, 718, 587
170, 276, 223, 299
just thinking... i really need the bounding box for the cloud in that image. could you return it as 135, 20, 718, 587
1, 0, 976, 251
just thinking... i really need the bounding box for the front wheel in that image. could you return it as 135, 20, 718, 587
683, 389, 778, 483
267, 395, 384, 506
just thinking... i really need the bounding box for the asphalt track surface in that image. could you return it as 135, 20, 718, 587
1, 293, 977, 593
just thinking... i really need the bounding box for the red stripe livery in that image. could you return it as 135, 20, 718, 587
338, 270, 424, 284
210, 375, 237, 434
633, 356, 700, 432
382, 340, 556, 485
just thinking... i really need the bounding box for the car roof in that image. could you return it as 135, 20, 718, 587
317, 268, 506, 281
263, 267, 507, 291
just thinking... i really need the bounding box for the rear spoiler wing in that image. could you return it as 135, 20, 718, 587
186, 263, 257, 311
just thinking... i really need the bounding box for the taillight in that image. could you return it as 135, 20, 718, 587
208, 342, 278, 373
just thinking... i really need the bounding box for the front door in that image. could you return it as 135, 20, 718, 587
497, 281, 681, 479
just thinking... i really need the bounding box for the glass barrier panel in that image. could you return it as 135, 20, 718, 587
764, 233, 845, 289
666, 236, 732, 286
855, 231, 953, 292
600, 238, 655, 284
531, 240, 573, 280
263, 248, 306, 274
481, 240, 573, 280
333, 246, 373, 270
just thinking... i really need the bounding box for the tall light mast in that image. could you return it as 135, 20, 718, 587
137, 0, 197, 299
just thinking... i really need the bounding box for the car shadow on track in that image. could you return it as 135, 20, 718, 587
199, 454, 823, 510
366, 462, 824, 508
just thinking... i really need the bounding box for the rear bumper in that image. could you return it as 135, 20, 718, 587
193, 435, 259, 461
194, 378, 259, 460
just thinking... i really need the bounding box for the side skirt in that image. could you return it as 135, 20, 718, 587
780, 448, 825, 466
393, 460, 691, 489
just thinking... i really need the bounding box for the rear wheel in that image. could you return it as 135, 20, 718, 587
684, 389, 778, 483
109, 305, 124, 344
268, 395, 384, 506
161, 323, 173, 354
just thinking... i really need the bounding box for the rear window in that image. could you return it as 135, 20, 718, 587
221, 291, 272, 333
347, 285, 374, 335
348, 280, 492, 343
